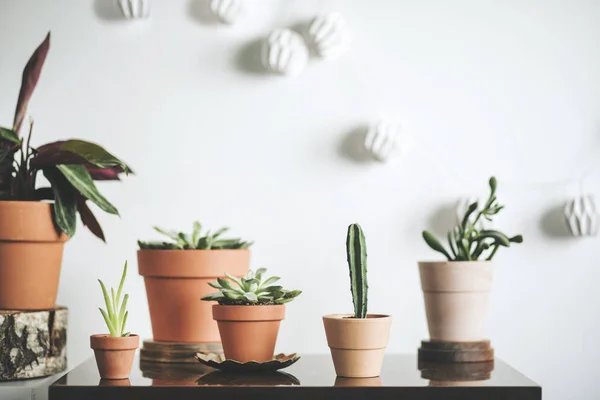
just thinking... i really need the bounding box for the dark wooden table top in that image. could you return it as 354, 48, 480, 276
49, 354, 541, 400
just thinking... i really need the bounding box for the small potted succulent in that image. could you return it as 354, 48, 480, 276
137, 222, 252, 342
0, 32, 130, 310
421, 177, 523, 341
202, 268, 301, 362
90, 262, 139, 380
323, 223, 392, 378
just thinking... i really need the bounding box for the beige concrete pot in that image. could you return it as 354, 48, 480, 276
418, 261, 493, 341
323, 314, 392, 378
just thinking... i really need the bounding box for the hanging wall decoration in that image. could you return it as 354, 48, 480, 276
564, 195, 599, 236
209, 0, 244, 25
117, 0, 150, 19
307, 12, 352, 60
364, 119, 407, 162
262, 29, 309, 77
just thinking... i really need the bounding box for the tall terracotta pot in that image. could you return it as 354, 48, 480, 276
418, 261, 493, 341
213, 304, 285, 362
0, 201, 68, 310
138, 250, 249, 343
91, 334, 139, 380
323, 314, 392, 378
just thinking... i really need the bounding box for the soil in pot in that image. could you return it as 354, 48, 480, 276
213, 304, 285, 363
138, 249, 249, 342
0, 201, 68, 310
90, 334, 140, 380
418, 261, 493, 341
323, 314, 392, 378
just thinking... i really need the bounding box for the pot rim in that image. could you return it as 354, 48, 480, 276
90, 333, 140, 350
418, 260, 493, 265
137, 248, 250, 254
323, 313, 392, 321
212, 304, 285, 322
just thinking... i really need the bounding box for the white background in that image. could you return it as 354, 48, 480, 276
1, 0, 600, 398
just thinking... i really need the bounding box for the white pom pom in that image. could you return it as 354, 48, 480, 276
308, 12, 352, 59
565, 195, 600, 236
364, 120, 407, 162
261, 29, 309, 77
456, 197, 488, 230
116, 0, 150, 19
209, 0, 243, 24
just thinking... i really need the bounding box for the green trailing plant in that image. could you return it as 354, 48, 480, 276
0, 32, 131, 241
346, 223, 368, 318
201, 268, 301, 305
138, 221, 253, 250
422, 176, 523, 261
98, 262, 130, 337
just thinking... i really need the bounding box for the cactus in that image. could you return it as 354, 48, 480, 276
346, 223, 368, 318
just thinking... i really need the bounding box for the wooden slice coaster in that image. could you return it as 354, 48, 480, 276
140, 340, 222, 364
419, 360, 494, 381
418, 340, 494, 363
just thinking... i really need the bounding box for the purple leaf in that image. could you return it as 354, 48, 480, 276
13, 32, 51, 134
77, 195, 106, 242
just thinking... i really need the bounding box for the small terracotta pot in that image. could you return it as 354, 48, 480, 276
419, 261, 493, 341
0, 201, 68, 310
323, 314, 392, 378
90, 334, 140, 380
213, 304, 285, 362
138, 249, 249, 342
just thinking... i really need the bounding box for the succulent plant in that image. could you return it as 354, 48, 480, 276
201, 268, 301, 305
98, 262, 131, 337
347, 223, 368, 318
0, 32, 131, 241
422, 176, 523, 261
138, 221, 253, 250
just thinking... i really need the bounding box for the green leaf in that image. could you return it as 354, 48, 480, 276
255, 268, 267, 282
201, 292, 225, 301
225, 272, 244, 289
99, 308, 116, 336
275, 298, 294, 304
260, 276, 280, 288
509, 235, 523, 243
115, 261, 127, 306
192, 221, 202, 247
422, 231, 452, 261
207, 281, 222, 289
59, 140, 128, 172
0, 126, 21, 144
489, 176, 497, 194
121, 311, 128, 337
56, 164, 119, 215
98, 279, 114, 322
43, 168, 77, 237
243, 292, 258, 303
479, 230, 511, 247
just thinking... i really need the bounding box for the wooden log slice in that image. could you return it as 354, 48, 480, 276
419, 360, 494, 381
140, 340, 222, 364
418, 340, 494, 363
0, 307, 67, 380
420, 340, 491, 351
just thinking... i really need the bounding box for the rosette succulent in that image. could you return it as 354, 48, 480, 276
138, 221, 253, 250
201, 268, 301, 305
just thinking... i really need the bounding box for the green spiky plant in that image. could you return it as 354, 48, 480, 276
347, 223, 368, 318
201, 268, 301, 305
98, 262, 130, 337
422, 176, 523, 261
137, 221, 253, 250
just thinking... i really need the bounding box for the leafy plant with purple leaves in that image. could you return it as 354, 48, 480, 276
0, 32, 130, 241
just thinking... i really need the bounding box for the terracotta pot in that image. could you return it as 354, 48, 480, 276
323, 314, 392, 378
213, 304, 285, 362
138, 249, 249, 342
91, 334, 139, 380
419, 261, 493, 341
0, 201, 68, 310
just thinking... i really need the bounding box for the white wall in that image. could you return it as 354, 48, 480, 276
1, 0, 600, 397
